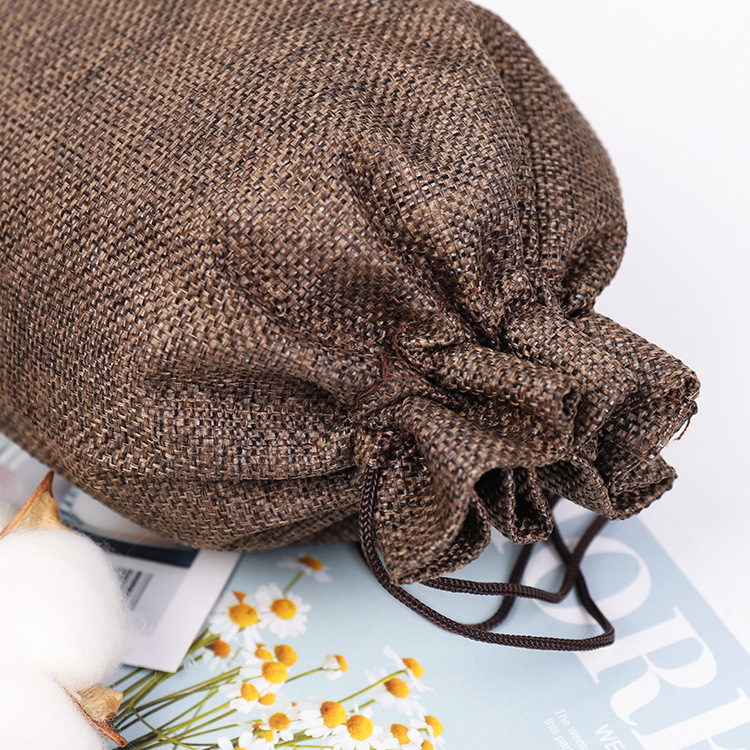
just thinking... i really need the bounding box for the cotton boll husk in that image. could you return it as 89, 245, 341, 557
0, 649, 107, 750
0, 527, 128, 691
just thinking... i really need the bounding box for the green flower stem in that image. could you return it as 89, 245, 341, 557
121, 670, 173, 713
186, 685, 219, 725
175, 708, 236, 739
170, 687, 222, 736
187, 634, 218, 658
112, 665, 142, 688
123, 666, 242, 717
283, 570, 304, 595
338, 669, 405, 704
118, 669, 162, 701
121, 731, 159, 750
118, 708, 199, 750
286, 666, 324, 682
127, 706, 236, 749
117, 681, 224, 733
182, 723, 238, 739
156, 700, 233, 736
188, 627, 213, 653
285, 729, 339, 746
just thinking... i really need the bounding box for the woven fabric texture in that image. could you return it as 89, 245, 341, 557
0, 0, 698, 584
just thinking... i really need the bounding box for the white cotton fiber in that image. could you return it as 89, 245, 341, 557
0, 528, 128, 692
0, 649, 107, 750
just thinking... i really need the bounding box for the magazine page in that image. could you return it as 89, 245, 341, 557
109, 502, 750, 749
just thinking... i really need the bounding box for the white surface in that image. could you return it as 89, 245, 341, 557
480, 1, 750, 651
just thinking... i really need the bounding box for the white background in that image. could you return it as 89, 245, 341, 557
479, 1, 750, 652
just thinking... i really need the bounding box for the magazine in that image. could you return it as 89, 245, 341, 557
109, 502, 750, 749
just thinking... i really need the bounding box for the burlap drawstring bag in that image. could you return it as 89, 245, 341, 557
0, 0, 698, 648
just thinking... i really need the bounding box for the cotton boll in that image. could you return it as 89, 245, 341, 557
0, 528, 128, 691
0, 649, 107, 750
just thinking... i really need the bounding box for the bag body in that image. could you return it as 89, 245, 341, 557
0, 0, 698, 585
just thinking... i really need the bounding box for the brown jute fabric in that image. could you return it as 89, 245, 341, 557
0, 0, 698, 591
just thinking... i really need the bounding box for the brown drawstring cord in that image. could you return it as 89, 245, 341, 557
358, 465, 614, 651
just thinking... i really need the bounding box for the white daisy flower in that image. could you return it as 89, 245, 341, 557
365, 669, 426, 718
217, 731, 272, 750
262, 706, 300, 743
217, 733, 243, 750
242, 642, 276, 667
245, 733, 276, 750
178, 647, 205, 671
389, 722, 424, 748
383, 646, 431, 693
273, 643, 298, 668
239, 644, 290, 697
209, 590, 263, 644
204, 638, 233, 671
330, 707, 399, 750
248, 721, 286, 749
279, 554, 332, 582
411, 715, 446, 749
298, 698, 348, 738
321, 652, 349, 680
255, 583, 311, 638
219, 679, 262, 714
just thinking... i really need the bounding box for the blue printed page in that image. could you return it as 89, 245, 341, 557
111, 501, 750, 749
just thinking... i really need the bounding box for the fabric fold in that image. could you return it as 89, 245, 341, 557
576, 312, 700, 459
387, 397, 554, 560
369, 444, 492, 584
475, 466, 553, 544
416, 342, 581, 428
504, 305, 637, 441
596, 449, 677, 519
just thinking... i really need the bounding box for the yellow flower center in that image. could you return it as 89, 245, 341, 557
385, 677, 410, 698
240, 683, 259, 702
274, 644, 297, 666
425, 716, 443, 737
320, 701, 346, 728
347, 715, 374, 741
391, 723, 410, 745
255, 646, 273, 661
422, 742, 434, 750
209, 640, 231, 659
271, 597, 297, 620
299, 555, 324, 571
402, 657, 424, 679
261, 661, 288, 684
334, 654, 348, 672
229, 602, 259, 629
269, 712, 291, 731
258, 692, 276, 706
256, 729, 273, 742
